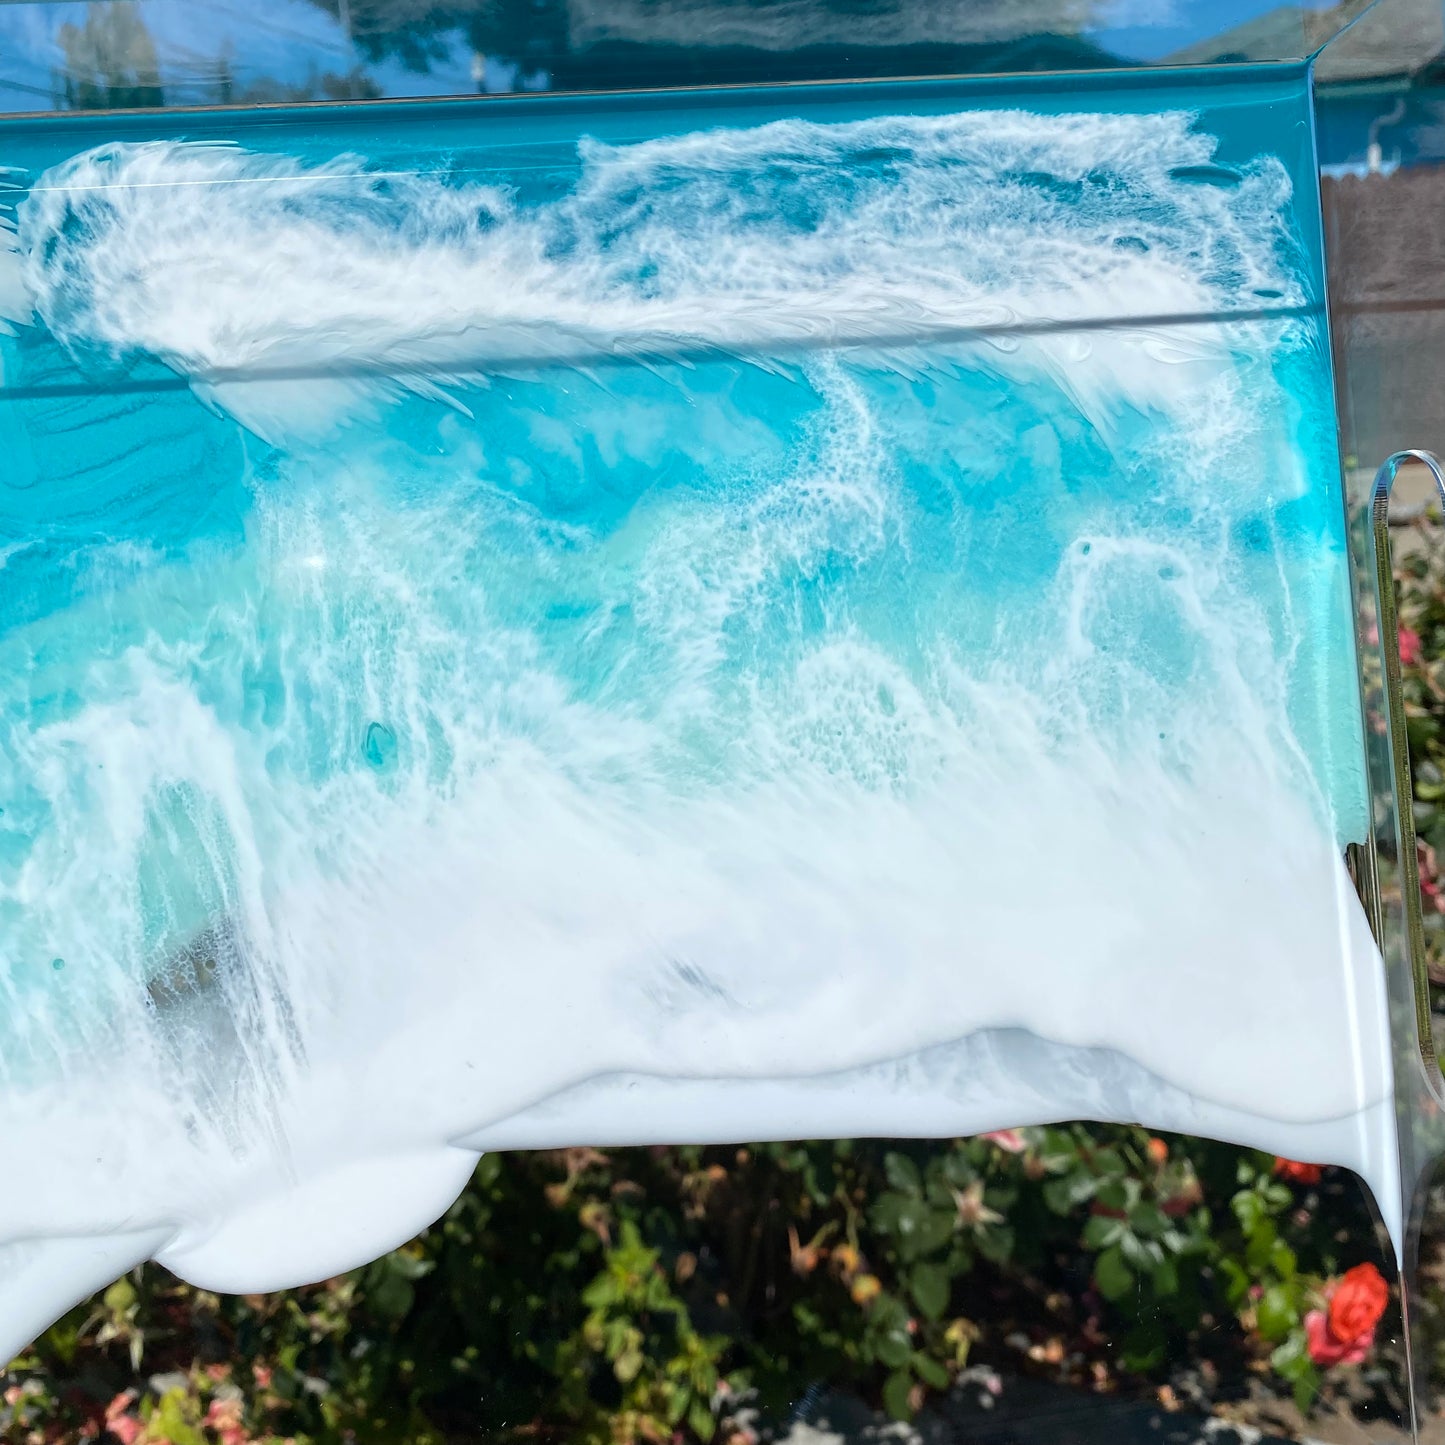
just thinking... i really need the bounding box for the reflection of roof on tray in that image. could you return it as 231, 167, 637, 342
1166, 0, 1443, 80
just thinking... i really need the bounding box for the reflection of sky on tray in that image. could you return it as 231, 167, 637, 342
0, 0, 1375, 115
0, 0, 476, 111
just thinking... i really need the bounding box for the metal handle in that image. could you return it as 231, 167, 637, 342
1370, 450, 1445, 1077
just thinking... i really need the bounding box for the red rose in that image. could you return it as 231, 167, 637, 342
103, 1393, 142, 1445
1305, 1309, 1372, 1367
1306, 1263, 1390, 1368
1273, 1157, 1323, 1185
1400, 627, 1423, 667
1328, 1262, 1389, 1344
1424, 874, 1444, 912
980, 1129, 1027, 1154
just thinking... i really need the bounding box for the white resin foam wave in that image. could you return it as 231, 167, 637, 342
0, 104, 1397, 1359
14, 110, 1297, 437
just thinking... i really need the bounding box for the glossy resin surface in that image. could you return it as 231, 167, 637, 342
0, 67, 1398, 1354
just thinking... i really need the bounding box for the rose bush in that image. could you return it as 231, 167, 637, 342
0, 1134, 1400, 1444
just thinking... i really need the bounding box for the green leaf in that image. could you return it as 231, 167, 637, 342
368, 1270, 416, 1321
614, 1345, 644, 1384
1095, 1179, 1129, 1214
885, 1152, 923, 1196
912, 1352, 949, 1389
910, 1263, 950, 1321
664, 1383, 689, 1424
888, 1198, 930, 1261
1245, 1219, 1279, 1272
870, 1193, 907, 1233
1257, 1285, 1298, 1344
882, 1369, 914, 1421
1264, 1183, 1291, 1210
915, 1207, 958, 1257
1083, 1214, 1123, 1251
1128, 1201, 1169, 1239
1120, 1321, 1167, 1373
977, 1222, 1014, 1265
1270, 1329, 1309, 1375
688, 1396, 717, 1442
870, 1294, 911, 1335
39, 1322, 78, 1367
1270, 1240, 1298, 1281
151, 1391, 206, 1445
1151, 1256, 1179, 1297
1048, 1169, 1100, 1212
876, 1327, 913, 1369
1094, 1245, 1134, 1302
1120, 1232, 1161, 1271
389, 1251, 436, 1282
1292, 1369, 1321, 1416
1232, 1188, 1263, 1230
1219, 1258, 1251, 1308
103, 1278, 137, 1313
941, 1152, 977, 1189
1271, 1326, 1321, 1412
583, 1272, 619, 1308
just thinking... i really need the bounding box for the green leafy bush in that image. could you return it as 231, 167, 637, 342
1, 1131, 1395, 1444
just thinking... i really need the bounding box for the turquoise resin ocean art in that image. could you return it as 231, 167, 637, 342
0, 69, 1396, 1352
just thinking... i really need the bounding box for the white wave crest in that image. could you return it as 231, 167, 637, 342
15, 109, 1302, 438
